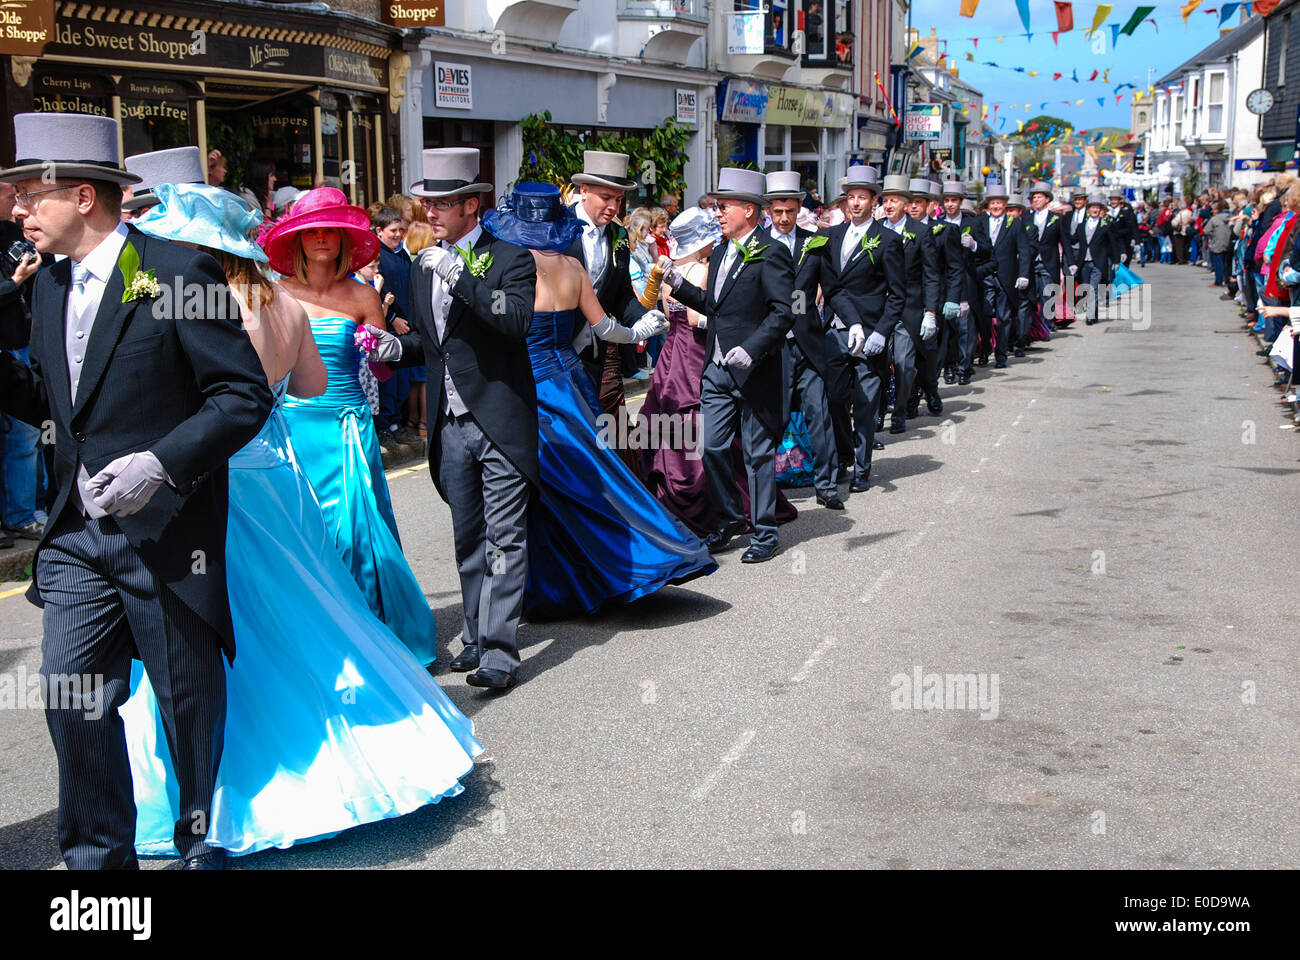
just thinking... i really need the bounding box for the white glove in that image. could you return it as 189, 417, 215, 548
590, 315, 636, 344
958, 301, 970, 317
419, 245, 463, 284
722, 345, 753, 369
920, 313, 938, 339
1068, 264, 1079, 276
88, 451, 169, 517
630, 310, 669, 341
864, 331, 887, 356
1015, 277, 1029, 291
960, 232, 976, 250
847, 323, 866, 355
363, 323, 402, 362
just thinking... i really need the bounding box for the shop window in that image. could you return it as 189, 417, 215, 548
734, 0, 792, 55
618, 0, 703, 18
765, 122, 787, 155
798, 0, 850, 66
790, 126, 819, 155
30, 70, 112, 119
1206, 71, 1226, 138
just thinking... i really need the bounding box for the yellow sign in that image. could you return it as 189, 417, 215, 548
0, 0, 55, 57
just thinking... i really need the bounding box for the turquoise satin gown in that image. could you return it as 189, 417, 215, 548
281, 316, 434, 663
121, 378, 481, 857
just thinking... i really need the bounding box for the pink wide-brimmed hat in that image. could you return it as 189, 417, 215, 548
263, 187, 379, 276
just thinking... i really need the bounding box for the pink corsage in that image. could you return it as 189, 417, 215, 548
354, 326, 394, 382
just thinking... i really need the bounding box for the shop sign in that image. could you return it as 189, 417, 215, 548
766, 86, 836, 127
121, 77, 192, 101
434, 61, 472, 109
904, 103, 943, 141
675, 89, 697, 125
383, 0, 443, 28
121, 100, 189, 122
0, 0, 54, 57
720, 78, 766, 124
43, 17, 387, 89
1234, 158, 1266, 171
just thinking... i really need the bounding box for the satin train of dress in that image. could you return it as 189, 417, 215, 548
281, 315, 434, 663
523, 309, 716, 620
122, 380, 480, 857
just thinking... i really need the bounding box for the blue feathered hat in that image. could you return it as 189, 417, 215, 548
481, 182, 583, 252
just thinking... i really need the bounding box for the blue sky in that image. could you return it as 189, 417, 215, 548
908, 0, 1252, 131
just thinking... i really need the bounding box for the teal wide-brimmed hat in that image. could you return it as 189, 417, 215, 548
133, 182, 268, 262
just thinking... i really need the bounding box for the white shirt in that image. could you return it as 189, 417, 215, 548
842, 219, 869, 268
575, 202, 609, 288
1084, 217, 1098, 261
988, 213, 1002, 245
771, 226, 799, 339
1033, 208, 1050, 234
432, 222, 483, 416
886, 215, 906, 235
67, 222, 129, 517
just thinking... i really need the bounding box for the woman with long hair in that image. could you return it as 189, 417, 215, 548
266, 187, 435, 662
122, 183, 480, 860
479, 182, 716, 619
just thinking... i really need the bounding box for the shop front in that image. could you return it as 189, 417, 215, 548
2, 0, 406, 208
411, 46, 712, 205
717, 77, 766, 168
759, 84, 854, 203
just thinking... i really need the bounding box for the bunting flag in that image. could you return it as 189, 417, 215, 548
1148, 17, 1158, 31
960, 0, 980, 16
1016, 0, 1031, 35
1053, 72, 1063, 81
1073, 68, 1079, 82
1088, 5, 1112, 37
1052, 30, 1061, 44
1097, 97, 1105, 106
1117, 94, 1124, 103
1253, 0, 1280, 13
967, 52, 975, 61
1103, 68, 1110, 81
873, 71, 900, 125
1088, 69, 1099, 82
999, 117, 1007, 129
1219, 2, 1241, 23
972, 37, 979, 49
1122, 5, 1156, 34
1181, 0, 1202, 22
1056, 1, 1075, 31
906, 41, 924, 61
1111, 23, 1121, 45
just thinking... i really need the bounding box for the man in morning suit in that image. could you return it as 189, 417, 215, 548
664, 167, 795, 563
1070, 193, 1121, 325
764, 170, 841, 511
0, 113, 273, 870
905, 179, 963, 414
1025, 181, 1073, 331
817, 165, 904, 491
372, 148, 538, 690
970, 183, 1032, 368
941, 180, 984, 386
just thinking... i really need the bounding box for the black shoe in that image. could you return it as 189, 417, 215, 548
182, 850, 226, 871
976, 355, 989, 366
943, 369, 957, 384
926, 394, 942, 414
815, 494, 845, 510
1013, 346, 1025, 358
872, 439, 885, 450
875, 415, 885, 431
1220, 294, 1236, 301
889, 419, 906, 434
741, 543, 778, 564
849, 473, 871, 493
703, 520, 748, 554
449, 645, 480, 672
958, 374, 972, 385
466, 668, 517, 690
994, 357, 1007, 369
0, 530, 12, 550
1085, 318, 1097, 325
1257, 346, 1274, 356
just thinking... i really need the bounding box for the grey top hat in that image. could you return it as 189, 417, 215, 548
709, 167, 767, 206
908, 178, 934, 199
880, 174, 912, 197
1070, 184, 1088, 198
409, 147, 493, 198
985, 184, 1009, 200
844, 165, 881, 193
927, 180, 944, 199
1087, 193, 1107, 207
1007, 194, 1026, 209
961, 198, 976, 214
572, 150, 637, 191
1107, 186, 1124, 199
670, 206, 723, 260
0, 112, 139, 186
763, 170, 806, 201
1028, 180, 1054, 199
123, 146, 205, 212
940, 178, 965, 197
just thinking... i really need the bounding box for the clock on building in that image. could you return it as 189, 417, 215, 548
1246, 89, 1275, 115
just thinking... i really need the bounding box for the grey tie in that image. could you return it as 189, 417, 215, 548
587, 225, 606, 284
841, 227, 857, 268
70, 262, 91, 327
990, 216, 1000, 245
714, 243, 736, 298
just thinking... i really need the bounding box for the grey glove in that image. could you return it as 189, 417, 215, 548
1068, 264, 1079, 276
847, 323, 866, 355
864, 331, 887, 356
958, 301, 970, 317
920, 313, 938, 339
1014, 277, 1029, 291
960, 232, 976, 250
663, 263, 685, 290
722, 345, 753, 369
419, 245, 463, 284
631, 310, 670, 341
363, 323, 402, 362
590, 314, 636, 344
88, 451, 169, 517
942, 301, 959, 320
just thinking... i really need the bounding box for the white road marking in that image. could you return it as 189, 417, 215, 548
691, 730, 757, 801
790, 636, 837, 684
860, 567, 895, 604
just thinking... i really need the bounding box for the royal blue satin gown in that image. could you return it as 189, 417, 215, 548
281, 316, 435, 663
121, 378, 481, 857
524, 309, 716, 620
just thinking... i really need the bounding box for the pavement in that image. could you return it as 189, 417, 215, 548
1, 262, 1297, 869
